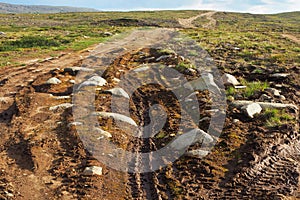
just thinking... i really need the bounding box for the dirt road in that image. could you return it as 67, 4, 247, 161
0, 26, 299, 199
178, 11, 217, 29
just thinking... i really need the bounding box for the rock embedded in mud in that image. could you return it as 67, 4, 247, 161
64, 67, 94, 76
270, 73, 290, 79
232, 100, 298, 111
105, 88, 130, 99
83, 166, 103, 176
92, 112, 137, 126
222, 73, 240, 86
49, 103, 73, 112
241, 103, 262, 118
94, 127, 112, 139
185, 149, 210, 158
46, 77, 62, 85
265, 88, 281, 97
170, 129, 214, 151
77, 76, 107, 90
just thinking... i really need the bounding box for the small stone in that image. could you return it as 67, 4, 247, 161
77, 76, 107, 90
69, 80, 76, 84
241, 103, 262, 118
46, 77, 61, 85
103, 32, 113, 36
234, 86, 247, 89
156, 55, 172, 62
50, 103, 73, 111
105, 88, 130, 99
92, 112, 137, 126
83, 166, 103, 176
279, 95, 286, 101
67, 122, 83, 128
233, 119, 240, 123
265, 88, 281, 97
259, 94, 272, 102
270, 73, 290, 78
222, 73, 240, 86
185, 149, 209, 158
112, 78, 121, 83
0, 32, 5, 35
94, 128, 112, 139
64, 67, 94, 75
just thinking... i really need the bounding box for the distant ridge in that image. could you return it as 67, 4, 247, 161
0, 2, 99, 13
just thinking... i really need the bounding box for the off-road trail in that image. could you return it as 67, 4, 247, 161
178, 11, 217, 28
0, 25, 299, 199
282, 34, 300, 44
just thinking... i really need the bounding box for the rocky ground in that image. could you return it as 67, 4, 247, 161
0, 12, 299, 200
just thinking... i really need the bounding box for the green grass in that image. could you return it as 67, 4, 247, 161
226, 80, 269, 98
263, 108, 295, 127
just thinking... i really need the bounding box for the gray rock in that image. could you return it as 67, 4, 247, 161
77, 76, 107, 90
103, 32, 113, 36
67, 122, 83, 128
185, 149, 210, 158
94, 128, 112, 139
185, 73, 221, 94
265, 88, 281, 97
241, 103, 262, 118
92, 112, 137, 126
279, 95, 286, 101
83, 166, 103, 176
64, 67, 94, 75
259, 94, 272, 102
270, 73, 290, 78
133, 66, 150, 72
46, 77, 61, 85
50, 103, 73, 111
170, 129, 214, 151
0, 32, 5, 35
156, 55, 172, 62
106, 88, 130, 99
232, 101, 298, 111
234, 85, 247, 89
222, 73, 240, 86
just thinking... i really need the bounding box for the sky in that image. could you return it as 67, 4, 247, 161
2, 0, 300, 14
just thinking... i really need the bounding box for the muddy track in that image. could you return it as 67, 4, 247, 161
0, 26, 299, 199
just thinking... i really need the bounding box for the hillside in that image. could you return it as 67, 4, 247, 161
0, 10, 299, 199
0, 2, 98, 13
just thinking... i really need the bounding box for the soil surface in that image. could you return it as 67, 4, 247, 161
0, 21, 299, 200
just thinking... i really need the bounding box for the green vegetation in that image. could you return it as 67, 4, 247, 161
263, 108, 295, 127
226, 80, 269, 98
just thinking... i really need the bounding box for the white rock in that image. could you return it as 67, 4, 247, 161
133, 66, 150, 72
222, 73, 240, 86
94, 128, 112, 139
92, 112, 137, 126
83, 166, 102, 176
270, 73, 290, 78
241, 103, 262, 118
50, 103, 73, 111
170, 129, 213, 151
46, 77, 61, 85
185, 73, 221, 94
106, 88, 130, 99
232, 101, 298, 111
69, 80, 76, 84
77, 76, 107, 90
259, 94, 272, 101
233, 119, 240, 123
234, 86, 247, 89
265, 88, 281, 97
67, 122, 83, 128
185, 149, 210, 158
279, 95, 286, 101
53, 96, 71, 100
64, 67, 94, 75
156, 55, 172, 62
